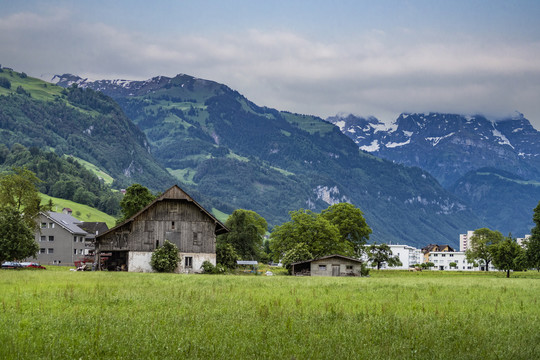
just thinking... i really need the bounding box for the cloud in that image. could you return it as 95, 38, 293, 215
2, 10, 540, 127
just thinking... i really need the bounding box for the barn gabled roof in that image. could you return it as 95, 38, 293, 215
97, 185, 228, 239
290, 254, 363, 266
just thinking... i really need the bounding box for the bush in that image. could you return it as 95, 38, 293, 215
150, 240, 179, 273
201, 260, 225, 274
216, 242, 238, 269
0, 77, 11, 89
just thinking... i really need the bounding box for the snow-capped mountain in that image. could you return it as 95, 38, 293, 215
328, 112, 540, 187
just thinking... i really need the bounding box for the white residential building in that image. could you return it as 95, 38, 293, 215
517, 235, 531, 247
459, 230, 475, 252
427, 251, 496, 271
387, 244, 423, 269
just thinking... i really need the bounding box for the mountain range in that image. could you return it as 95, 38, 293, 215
48, 72, 485, 248
328, 112, 540, 236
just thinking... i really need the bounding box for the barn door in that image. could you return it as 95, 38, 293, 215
332, 265, 340, 276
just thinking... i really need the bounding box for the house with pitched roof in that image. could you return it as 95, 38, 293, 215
94, 185, 228, 273
30, 211, 105, 265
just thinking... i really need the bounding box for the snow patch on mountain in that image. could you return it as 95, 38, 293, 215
425, 132, 455, 146
492, 129, 514, 149
386, 139, 411, 148
360, 140, 380, 152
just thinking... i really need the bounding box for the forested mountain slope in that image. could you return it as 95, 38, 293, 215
0, 68, 175, 191
52, 73, 485, 247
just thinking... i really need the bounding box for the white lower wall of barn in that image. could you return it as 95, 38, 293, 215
178, 252, 216, 274
127, 251, 216, 273
128, 252, 154, 273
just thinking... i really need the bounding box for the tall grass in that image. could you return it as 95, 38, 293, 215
1, 271, 538, 359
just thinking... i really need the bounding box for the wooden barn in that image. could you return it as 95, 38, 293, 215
291, 255, 364, 276
95, 185, 228, 273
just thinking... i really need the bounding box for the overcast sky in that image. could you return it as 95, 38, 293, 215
2, 0, 540, 127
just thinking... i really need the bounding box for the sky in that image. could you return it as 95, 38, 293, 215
2, 0, 540, 127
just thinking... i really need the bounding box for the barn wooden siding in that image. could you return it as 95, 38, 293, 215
97, 199, 217, 253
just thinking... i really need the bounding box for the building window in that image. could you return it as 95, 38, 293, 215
40, 248, 46, 254
346, 265, 353, 270
48, 236, 54, 241
171, 221, 175, 230
80, 237, 84, 242
74, 249, 77, 255
50, 223, 54, 228
40, 236, 46, 242
48, 248, 54, 254
74, 236, 77, 242
41, 222, 47, 228
185, 256, 193, 268
433, 254, 438, 257
319, 265, 327, 271
193, 232, 202, 246
79, 249, 83, 254
441, 254, 446, 257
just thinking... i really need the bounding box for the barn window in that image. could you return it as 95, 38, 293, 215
171, 221, 175, 230
193, 232, 201, 245
346, 265, 353, 270
318, 265, 326, 271
185, 256, 193, 268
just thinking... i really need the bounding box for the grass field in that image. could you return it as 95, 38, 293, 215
1, 270, 538, 359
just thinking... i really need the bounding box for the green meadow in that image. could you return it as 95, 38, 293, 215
0, 270, 538, 359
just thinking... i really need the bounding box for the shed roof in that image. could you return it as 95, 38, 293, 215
291, 254, 363, 266
237, 260, 258, 265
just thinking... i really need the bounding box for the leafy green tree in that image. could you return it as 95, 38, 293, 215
281, 242, 313, 274
320, 202, 371, 256
270, 209, 353, 262
216, 242, 238, 269
0, 77, 10, 89
526, 201, 540, 270
217, 209, 267, 260
0, 167, 48, 229
118, 183, 155, 222
0, 206, 38, 262
150, 240, 179, 273
449, 262, 457, 269
367, 243, 401, 270
465, 228, 504, 271
491, 236, 527, 278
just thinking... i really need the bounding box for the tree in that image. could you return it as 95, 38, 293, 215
281, 243, 313, 274
0, 167, 47, 230
217, 209, 267, 260
0, 206, 38, 262
491, 236, 527, 278
270, 209, 353, 262
150, 240, 179, 273
216, 242, 238, 269
320, 202, 371, 256
367, 243, 401, 270
526, 201, 540, 270
465, 228, 504, 271
449, 262, 457, 269
118, 184, 155, 222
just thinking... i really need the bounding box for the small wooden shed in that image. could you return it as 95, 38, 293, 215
291, 255, 363, 276
95, 185, 228, 273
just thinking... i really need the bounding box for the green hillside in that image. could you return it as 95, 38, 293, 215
450, 168, 539, 237
0, 69, 175, 191
40, 193, 116, 228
